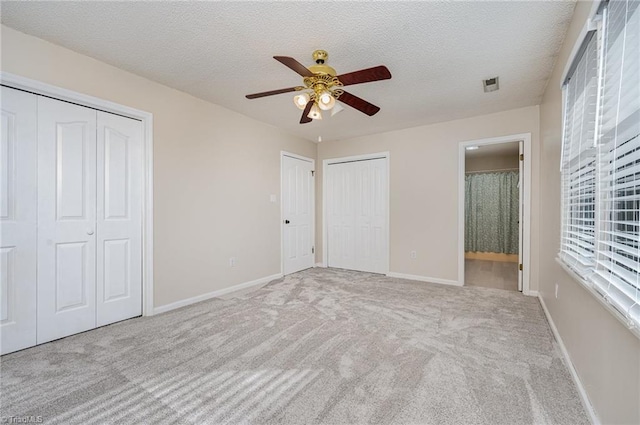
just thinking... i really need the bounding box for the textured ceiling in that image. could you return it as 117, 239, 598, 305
1, 1, 576, 142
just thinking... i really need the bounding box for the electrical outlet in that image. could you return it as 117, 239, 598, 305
555, 283, 559, 299
410, 251, 417, 259
229, 257, 236, 267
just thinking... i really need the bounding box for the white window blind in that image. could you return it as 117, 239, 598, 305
591, 0, 640, 325
560, 33, 599, 275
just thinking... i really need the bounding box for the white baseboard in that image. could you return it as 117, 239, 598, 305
538, 295, 599, 425
524, 289, 539, 297
386, 272, 462, 287
315, 262, 326, 268
153, 273, 282, 315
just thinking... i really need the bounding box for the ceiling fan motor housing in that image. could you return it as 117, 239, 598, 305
309, 50, 336, 76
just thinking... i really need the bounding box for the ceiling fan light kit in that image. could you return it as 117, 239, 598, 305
246, 49, 392, 124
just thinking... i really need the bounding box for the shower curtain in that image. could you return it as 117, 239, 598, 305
465, 171, 519, 254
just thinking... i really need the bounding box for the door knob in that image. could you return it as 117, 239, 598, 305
285, 220, 290, 224
87, 229, 95, 235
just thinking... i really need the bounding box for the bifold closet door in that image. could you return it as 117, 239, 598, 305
37, 99, 143, 344
37, 97, 97, 344
1, 90, 143, 351
96, 111, 142, 326
0, 87, 38, 355
327, 158, 388, 274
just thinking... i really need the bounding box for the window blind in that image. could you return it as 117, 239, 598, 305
560, 32, 599, 275
591, 0, 640, 325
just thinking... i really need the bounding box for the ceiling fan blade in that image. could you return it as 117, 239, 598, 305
338, 91, 380, 116
274, 56, 314, 77
245, 87, 299, 99
336, 65, 392, 87
300, 101, 314, 124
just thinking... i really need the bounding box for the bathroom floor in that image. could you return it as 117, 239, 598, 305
465, 259, 519, 291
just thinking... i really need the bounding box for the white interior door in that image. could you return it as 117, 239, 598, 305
282, 155, 314, 275
518, 141, 524, 292
327, 158, 388, 274
37, 97, 97, 344
96, 112, 143, 326
0, 87, 38, 354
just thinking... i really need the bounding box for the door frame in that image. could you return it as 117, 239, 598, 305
322, 152, 390, 273
280, 151, 315, 275
518, 140, 524, 292
1, 72, 156, 316
458, 133, 532, 294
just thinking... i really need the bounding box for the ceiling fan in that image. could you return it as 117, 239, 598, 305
245, 50, 392, 124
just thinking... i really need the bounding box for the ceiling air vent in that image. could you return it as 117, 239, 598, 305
483, 77, 499, 93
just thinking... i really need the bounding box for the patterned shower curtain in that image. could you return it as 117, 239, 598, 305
465, 171, 519, 254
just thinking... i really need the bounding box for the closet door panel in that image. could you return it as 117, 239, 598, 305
96, 112, 142, 326
0, 87, 38, 355
37, 97, 97, 344
355, 158, 387, 274
327, 162, 356, 270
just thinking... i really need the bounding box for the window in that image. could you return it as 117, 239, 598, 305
561, 0, 640, 329
560, 32, 599, 275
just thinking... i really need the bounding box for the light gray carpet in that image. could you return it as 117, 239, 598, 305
1, 268, 588, 424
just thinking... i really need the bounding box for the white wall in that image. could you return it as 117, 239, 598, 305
538, 2, 640, 424
0, 25, 317, 309
316, 106, 540, 287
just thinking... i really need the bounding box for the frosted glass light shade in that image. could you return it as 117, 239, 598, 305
307, 103, 323, 120
293, 92, 310, 110
330, 103, 345, 116
318, 91, 336, 110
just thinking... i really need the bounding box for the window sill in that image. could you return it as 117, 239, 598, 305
554, 257, 640, 341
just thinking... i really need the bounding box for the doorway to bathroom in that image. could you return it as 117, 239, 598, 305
458, 134, 531, 293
